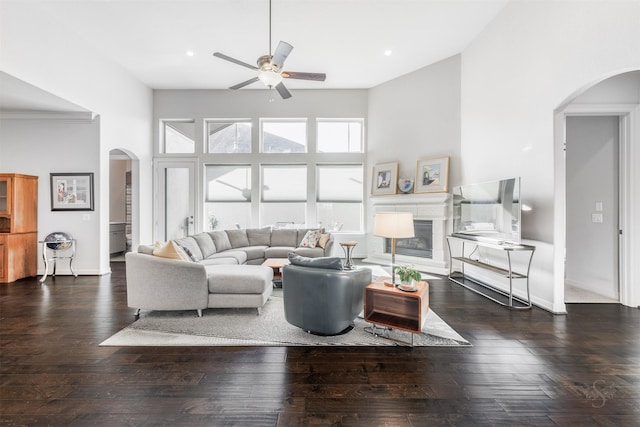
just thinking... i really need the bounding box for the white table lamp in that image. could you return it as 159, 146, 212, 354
374, 212, 415, 286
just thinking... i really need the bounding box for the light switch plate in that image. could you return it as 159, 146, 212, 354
591, 213, 603, 223
595, 202, 603, 212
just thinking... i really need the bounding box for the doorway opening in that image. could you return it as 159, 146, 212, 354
564, 115, 620, 303
109, 149, 139, 261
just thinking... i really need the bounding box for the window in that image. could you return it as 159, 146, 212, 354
261, 165, 307, 226
317, 165, 363, 232
206, 120, 252, 153
261, 119, 307, 153
317, 119, 363, 153
162, 120, 195, 153
205, 165, 251, 230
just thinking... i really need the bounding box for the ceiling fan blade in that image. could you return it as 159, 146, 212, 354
271, 41, 293, 69
275, 82, 292, 99
281, 71, 326, 81
230, 77, 260, 90
213, 52, 258, 70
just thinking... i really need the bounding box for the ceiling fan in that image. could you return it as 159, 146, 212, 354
213, 0, 326, 99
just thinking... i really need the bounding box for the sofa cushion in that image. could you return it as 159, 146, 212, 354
137, 244, 155, 255
200, 257, 240, 266
264, 246, 295, 259
226, 229, 250, 248
299, 230, 320, 248
208, 231, 232, 252
317, 233, 331, 249
206, 265, 273, 294
193, 232, 216, 258
152, 241, 191, 262
247, 227, 272, 246
206, 250, 248, 264
288, 253, 343, 270
174, 236, 204, 261
241, 245, 269, 261
271, 229, 298, 247
293, 247, 325, 258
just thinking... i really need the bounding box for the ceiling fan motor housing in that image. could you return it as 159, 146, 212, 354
258, 55, 278, 72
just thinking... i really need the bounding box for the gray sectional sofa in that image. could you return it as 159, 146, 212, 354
125, 227, 333, 316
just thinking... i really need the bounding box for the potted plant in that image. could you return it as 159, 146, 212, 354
392, 264, 422, 288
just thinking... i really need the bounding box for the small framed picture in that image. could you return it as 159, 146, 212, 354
371, 162, 398, 196
50, 173, 94, 211
415, 156, 449, 193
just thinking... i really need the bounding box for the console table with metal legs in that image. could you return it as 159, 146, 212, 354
446, 236, 535, 310
40, 239, 78, 283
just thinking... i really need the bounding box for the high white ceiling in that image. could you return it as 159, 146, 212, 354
11, 0, 508, 91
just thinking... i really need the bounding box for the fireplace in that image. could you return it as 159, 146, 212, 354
364, 193, 450, 275
384, 220, 433, 258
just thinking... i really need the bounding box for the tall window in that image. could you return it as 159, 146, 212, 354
261, 165, 307, 226
162, 120, 195, 153
317, 119, 363, 153
205, 165, 252, 230
317, 165, 363, 232
261, 119, 307, 153
206, 120, 252, 153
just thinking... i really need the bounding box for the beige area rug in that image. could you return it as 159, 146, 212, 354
101, 291, 470, 348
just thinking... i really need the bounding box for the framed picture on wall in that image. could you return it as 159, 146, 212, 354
50, 173, 95, 211
415, 156, 450, 193
371, 162, 398, 196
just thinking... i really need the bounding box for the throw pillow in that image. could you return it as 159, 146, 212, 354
317, 233, 331, 249
288, 253, 343, 270
299, 230, 320, 248
152, 241, 191, 262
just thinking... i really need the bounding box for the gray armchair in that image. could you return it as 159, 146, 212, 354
282, 255, 372, 336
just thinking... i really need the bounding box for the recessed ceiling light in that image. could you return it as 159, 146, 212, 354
384, 50, 392, 56
186, 50, 195, 57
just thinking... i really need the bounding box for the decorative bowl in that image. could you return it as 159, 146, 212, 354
398, 178, 414, 194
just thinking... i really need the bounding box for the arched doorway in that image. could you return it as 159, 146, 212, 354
553, 70, 640, 308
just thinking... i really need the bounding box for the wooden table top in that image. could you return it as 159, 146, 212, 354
262, 258, 291, 268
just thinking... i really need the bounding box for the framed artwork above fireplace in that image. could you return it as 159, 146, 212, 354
415, 156, 449, 193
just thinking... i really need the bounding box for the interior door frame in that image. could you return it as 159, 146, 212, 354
553, 103, 638, 309
154, 158, 198, 242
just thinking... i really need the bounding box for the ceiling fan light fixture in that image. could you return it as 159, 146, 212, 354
258, 70, 283, 87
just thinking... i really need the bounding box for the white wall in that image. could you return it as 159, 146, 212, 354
0, 117, 101, 275
0, 1, 153, 273
460, 1, 640, 312
368, 55, 462, 192
566, 116, 619, 299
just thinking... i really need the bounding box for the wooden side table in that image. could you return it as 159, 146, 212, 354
364, 279, 429, 336
261, 258, 290, 288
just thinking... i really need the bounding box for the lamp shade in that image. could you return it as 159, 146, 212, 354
374, 212, 415, 238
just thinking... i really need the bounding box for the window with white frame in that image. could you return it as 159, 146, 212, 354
316, 119, 363, 153
206, 120, 252, 153
261, 165, 307, 226
316, 164, 363, 232
162, 120, 195, 153
261, 119, 307, 153
204, 165, 252, 230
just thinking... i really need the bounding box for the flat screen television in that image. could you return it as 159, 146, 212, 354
451, 177, 521, 244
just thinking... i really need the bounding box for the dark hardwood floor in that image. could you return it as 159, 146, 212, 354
1, 262, 639, 426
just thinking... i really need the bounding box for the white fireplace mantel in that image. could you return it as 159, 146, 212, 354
364, 192, 451, 275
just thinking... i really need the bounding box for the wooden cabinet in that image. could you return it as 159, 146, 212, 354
109, 222, 126, 254
0, 174, 38, 283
